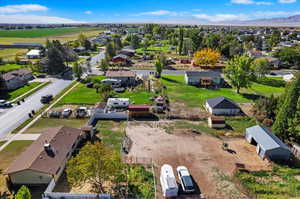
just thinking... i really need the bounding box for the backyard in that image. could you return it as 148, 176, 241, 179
0, 64, 28, 73
236, 165, 300, 199
161, 75, 286, 107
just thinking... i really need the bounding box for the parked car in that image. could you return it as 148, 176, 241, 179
76, 107, 87, 118
177, 166, 195, 193
49, 111, 61, 118
0, 100, 12, 108
62, 108, 72, 118
41, 95, 53, 104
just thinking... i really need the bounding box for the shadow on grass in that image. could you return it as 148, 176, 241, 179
161, 76, 181, 84
241, 93, 261, 101
0, 92, 11, 100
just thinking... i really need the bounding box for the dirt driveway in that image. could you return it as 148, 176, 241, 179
126, 122, 271, 199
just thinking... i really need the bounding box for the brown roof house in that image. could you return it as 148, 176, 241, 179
106, 71, 136, 86
1, 69, 33, 90
4, 126, 82, 186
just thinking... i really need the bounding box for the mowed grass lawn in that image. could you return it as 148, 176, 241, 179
0, 82, 42, 101
236, 165, 300, 199
161, 75, 286, 107
161, 75, 250, 107
0, 140, 33, 170
0, 64, 26, 72
0, 27, 100, 38
25, 118, 87, 134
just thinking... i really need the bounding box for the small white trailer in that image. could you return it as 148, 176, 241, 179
160, 164, 178, 198
107, 98, 129, 109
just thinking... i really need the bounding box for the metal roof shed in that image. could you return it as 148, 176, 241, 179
245, 125, 291, 162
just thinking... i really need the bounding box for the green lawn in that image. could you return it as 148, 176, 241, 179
0, 27, 100, 38
236, 165, 300, 199
118, 91, 153, 104
24, 118, 87, 134
96, 121, 125, 151
0, 64, 26, 72
246, 82, 285, 97
136, 43, 173, 54
0, 82, 43, 101
0, 140, 33, 169
58, 83, 100, 105
161, 75, 251, 107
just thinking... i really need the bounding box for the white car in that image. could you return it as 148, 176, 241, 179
177, 166, 195, 193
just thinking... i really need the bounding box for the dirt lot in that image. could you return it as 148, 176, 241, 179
126, 122, 271, 199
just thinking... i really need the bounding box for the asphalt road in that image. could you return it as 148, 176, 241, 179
89, 51, 105, 75
0, 78, 72, 139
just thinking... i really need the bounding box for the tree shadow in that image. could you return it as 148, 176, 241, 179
241, 93, 261, 101
0, 92, 11, 100
161, 76, 181, 84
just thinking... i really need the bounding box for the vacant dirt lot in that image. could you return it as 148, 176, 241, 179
126, 122, 271, 199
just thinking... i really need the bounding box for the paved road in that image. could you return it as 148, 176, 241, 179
89, 51, 105, 75
0, 78, 72, 139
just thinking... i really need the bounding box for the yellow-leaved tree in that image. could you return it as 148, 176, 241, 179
193, 48, 221, 69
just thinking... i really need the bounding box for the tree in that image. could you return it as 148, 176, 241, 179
142, 38, 150, 50
99, 84, 113, 101
15, 185, 31, 199
106, 42, 116, 59
45, 42, 66, 74
84, 39, 92, 50
100, 59, 109, 72
73, 62, 83, 80
273, 72, 300, 141
130, 34, 140, 49
193, 48, 220, 68
67, 142, 121, 193
252, 57, 270, 78
178, 28, 184, 55
155, 58, 163, 77
113, 35, 123, 50
224, 55, 254, 94
78, 33, 87, 46
189, 29, 202, 52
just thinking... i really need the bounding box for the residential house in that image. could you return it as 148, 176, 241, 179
1, 69, 33, 90
184, 71, 222, 88
128, 105, 151, 117
245, 125, 291, 162
111, 54, 130, 64
205, 96, 241, 116
4, 126, 84, 186
26, 49, 42, 59
119, 48, 135, 57
105, 71, 136, 86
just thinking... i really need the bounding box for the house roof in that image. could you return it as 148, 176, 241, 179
185, 71, 221, 78
206, 96, 240, 109
4, 126, 82, 175
112, 54, 130, 60
26, 49, 41, 56
2, 69, 32, 81
128, 105, 150, 111
246, 125, 290, 152
106, 71, 136, 77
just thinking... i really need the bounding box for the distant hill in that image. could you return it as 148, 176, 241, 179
219, 15, 300, 27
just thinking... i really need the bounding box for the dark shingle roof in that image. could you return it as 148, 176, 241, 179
206, 96, 240, 109
185, 71, 221, 78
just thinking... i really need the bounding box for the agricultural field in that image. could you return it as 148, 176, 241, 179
0, 27, 101, 38
236, 165, 300, 199
0, 49, 28, 61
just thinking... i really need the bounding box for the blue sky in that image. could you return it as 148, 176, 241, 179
0, 0, 299, 23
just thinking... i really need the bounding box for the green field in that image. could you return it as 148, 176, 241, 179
0, 64, 26, 72
25, 118, 87, 134
0, 27, 100, 38
236, 165, 300, 199
0, 82, 43, 101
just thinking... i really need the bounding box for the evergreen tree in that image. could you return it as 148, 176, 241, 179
178, 28, 184, 55
273, 72, 300, 141
130, 35, 140, 49
73, 62, 83, 80
106, 42, 116, 59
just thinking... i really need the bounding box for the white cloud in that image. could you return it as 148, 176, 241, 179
0, 4, 48, 13
278, 0, 296, 3
134, 10, 178, 16
0, 14, 85, 24
84, 10, 92, 15
193, 13, 248, 22
231, 0, 273, 4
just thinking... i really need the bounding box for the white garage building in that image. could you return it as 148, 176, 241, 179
205, 96, 241, 115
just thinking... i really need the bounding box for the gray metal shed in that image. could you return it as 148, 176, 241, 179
245, 125, 291, 162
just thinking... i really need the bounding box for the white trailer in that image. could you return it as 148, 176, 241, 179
101, 79, 122, 88
107, 98, 129, 109
160, 164, 178, 198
